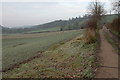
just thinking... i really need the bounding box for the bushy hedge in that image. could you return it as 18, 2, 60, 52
110, 17, 120, 34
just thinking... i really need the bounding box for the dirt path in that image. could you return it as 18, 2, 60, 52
96, 27, 119, 78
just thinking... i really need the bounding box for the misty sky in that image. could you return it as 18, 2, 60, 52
1, 0, 111, 28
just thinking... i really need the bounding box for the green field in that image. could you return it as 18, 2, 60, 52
2, 30, 83, 71
27, 27, 60, 33
101, 14, 118, 23
3, 30, 97, 78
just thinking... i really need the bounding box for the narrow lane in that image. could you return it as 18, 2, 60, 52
96, 28, 118, 78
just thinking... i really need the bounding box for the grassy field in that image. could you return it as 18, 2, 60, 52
101, 14, 118, 23
2, 30, 83, 71
3, 31, 97, 78
26, 27, 60, 33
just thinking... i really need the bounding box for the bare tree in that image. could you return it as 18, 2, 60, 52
110, 0, 120, 34
87, 0, 106, 28
88, 0, 106, 29
112, 0, 120, 15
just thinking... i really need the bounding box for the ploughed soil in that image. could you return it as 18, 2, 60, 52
96, 27, 119, 78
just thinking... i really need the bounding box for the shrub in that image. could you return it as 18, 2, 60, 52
84, 28, 96, 44
83, 19, 97, 44
110, 17, 120, 34
86, 18, 97, 30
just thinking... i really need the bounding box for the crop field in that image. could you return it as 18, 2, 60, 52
2, 30, 83, 71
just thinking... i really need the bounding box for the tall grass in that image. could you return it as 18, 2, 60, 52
84, 28, 96, 44
83, 19, 97, 44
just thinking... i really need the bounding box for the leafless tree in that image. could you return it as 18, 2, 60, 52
86, 0, 106, 30
110, 0, 120, 33
88, 0, 106, 24
112, 0, 120, 15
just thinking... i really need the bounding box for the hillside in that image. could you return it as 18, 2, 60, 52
2, 14, 118, 34
2, 16, 88, 34
101, 14, 118, 24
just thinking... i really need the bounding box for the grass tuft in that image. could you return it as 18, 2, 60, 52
84, 28, 96, 44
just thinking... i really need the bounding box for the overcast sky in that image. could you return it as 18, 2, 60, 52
1, 0, 111, 28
